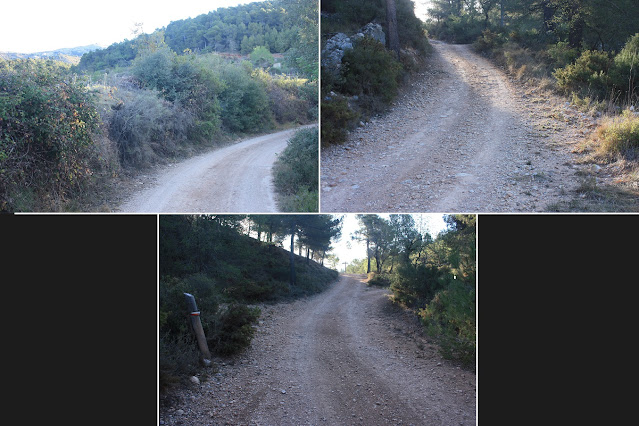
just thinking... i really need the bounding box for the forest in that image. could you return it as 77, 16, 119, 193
159, 214, 342, 390
320, 0, 431, 145
0, 0, 318, 212
346, 214, 476, 366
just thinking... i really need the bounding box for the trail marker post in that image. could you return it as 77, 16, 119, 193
184, 292, 212, 363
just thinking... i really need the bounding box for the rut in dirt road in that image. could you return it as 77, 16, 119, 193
118, 126, 313, 213
321, 40, 584, 212
160, 275, 476, 425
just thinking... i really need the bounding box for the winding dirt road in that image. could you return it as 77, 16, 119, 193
118, 126, 312, 213
160, 274, 476, 425
321, 40, 589, 212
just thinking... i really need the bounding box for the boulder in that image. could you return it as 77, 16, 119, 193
352, 23, 386, 46
321, 33, 353, 71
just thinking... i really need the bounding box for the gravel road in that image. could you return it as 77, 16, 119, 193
321, 40, 592, 212
160, 274, 476, 425
118, 126, 312, 213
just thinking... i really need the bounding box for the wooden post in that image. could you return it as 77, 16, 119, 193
184, 293, 212, 362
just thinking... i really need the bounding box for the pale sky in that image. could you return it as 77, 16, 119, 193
1, 0, 259, 53
329, 214, 449, 271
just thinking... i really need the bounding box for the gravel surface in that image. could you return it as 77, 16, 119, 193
117, 126, 313, 213
321, 40, 595, 212
160, 274, 476, 425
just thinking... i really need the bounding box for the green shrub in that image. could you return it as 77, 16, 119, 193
389, 264, 449, 307
367, 272, 391, 287
108, 87, 193, 167
546, 41, 580, 69
554, 50, 613, 99
273, 128, 319, 211
209, 304, 261, 356
609, 33, 639, 102
320, 96, 358, 145
340, 36, 402, 104
0, 59, 101, 211
419, 281, 476, 368
473, 29, 503, 53
218, 62, 274, 133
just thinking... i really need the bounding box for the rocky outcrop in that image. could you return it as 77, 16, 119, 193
321, 23, 386, 73
352, 23, 386, 46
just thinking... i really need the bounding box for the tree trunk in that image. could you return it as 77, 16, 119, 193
386, 0, 400, 60
366, 239, 371, 274
290, 231, 296, 287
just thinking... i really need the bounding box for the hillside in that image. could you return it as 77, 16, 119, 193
159, 215, 340, 390
0, 44, 102, 64
77, 0, 304, 73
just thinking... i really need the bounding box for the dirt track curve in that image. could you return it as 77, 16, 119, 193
118, 126, 313, 213
160, 274, 476, 425
321, 40, 589, 212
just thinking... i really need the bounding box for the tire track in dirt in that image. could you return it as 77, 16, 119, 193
321, 40, 584, 212
160, 274, 476, 425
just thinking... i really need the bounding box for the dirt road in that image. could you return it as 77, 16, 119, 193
160, 274, 476, 425
321, 40, 590, 212
118, 126, 312, 213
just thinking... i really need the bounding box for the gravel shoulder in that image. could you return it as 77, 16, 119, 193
321, 40, 594, 212
117, 126, 312, 213
160, 274, 476, 425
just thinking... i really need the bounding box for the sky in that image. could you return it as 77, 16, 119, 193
329, 214, 449, 271
414, 0, 433, 22
0, 0, 259, 53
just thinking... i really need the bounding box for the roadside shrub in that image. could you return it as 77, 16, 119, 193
419, 281, 476, 368
389, 264, 448, 307
0, 59, 101, 211
320, 96, 358, 145
554, 50, 612, 100
340, 36, 402, 104
218, 62, 274, 133
609, 33, 639, 103
209, 304, 261, 356
273, 128, 319, 212
108, 87, 193, 168
473, 29, 503, 53
546, 41, 580, 69
367, 272, 391, 287
591, 110, 639, 160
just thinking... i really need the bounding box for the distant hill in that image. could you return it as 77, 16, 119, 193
0, 44, 103, 65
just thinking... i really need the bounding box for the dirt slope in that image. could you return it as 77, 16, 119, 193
160, 274, 476, 425
118, 126, 312, 213
321, 40, 593, 212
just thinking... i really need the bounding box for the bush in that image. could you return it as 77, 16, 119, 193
473, 29, 504, 53
218, 62, 274, 133
273, 128, 319, 211
609, 33, 639, 103
546, 41, 580, 69
419, 281, 476, 368
339, 36, 402, 104
320, 96, 358, 145
554, 50, 613, 100
591, 110, 639, 160
367, 272, 391, 287
209, 304, 261, 356
389, 264, 449, 307
0, 59, 101, 211
108, 87, 193, 168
